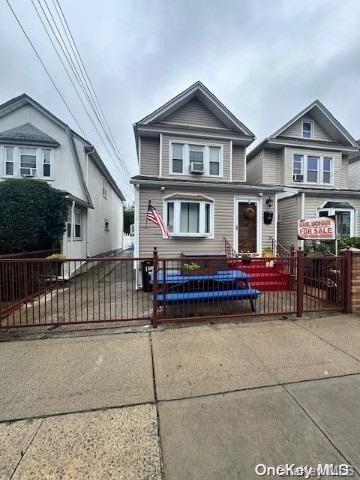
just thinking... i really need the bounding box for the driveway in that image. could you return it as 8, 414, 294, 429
1, 314, 360, 479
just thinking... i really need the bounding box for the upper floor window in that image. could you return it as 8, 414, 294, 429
292, 153, 332, 185
170, 142, 223, 177
165, 198, 213, 237
2, 146, 53, 179
302, 120, 313, 139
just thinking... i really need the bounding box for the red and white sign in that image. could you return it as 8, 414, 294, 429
298, 217, 336, 240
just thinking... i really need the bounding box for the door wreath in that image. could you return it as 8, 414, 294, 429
244, 207, 256, 219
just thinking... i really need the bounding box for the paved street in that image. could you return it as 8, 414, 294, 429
1, 314, 360, 479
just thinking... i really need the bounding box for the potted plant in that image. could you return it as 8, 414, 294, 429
182, 262, 201, 276
46, 253, 66, 276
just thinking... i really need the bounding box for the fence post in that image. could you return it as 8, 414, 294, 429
290, 244, 295, 289
152, 247, 159, 328
343, 247, 352, 313
296, 249, 304, 317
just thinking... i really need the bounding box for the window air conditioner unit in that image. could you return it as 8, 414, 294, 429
293, 174, 304, 183
21, 168, 36, 177
190, 161, 204, 174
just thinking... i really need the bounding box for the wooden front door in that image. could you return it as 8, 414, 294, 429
238, 203, 257, 253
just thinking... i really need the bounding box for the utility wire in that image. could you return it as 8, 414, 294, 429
39, 0, 132, 182
45, 0, 132, 179
5, 0, 86, 137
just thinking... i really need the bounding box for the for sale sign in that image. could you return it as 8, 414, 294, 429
298, 217, 336, 240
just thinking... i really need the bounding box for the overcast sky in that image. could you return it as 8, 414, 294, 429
1, 0, 360, 200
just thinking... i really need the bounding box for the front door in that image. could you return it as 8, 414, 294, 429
238, 202, 257, 253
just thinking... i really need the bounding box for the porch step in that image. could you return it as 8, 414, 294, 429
229, 259, 292, 292
249, 279, 291, 292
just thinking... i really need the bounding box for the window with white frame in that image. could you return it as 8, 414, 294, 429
66, 209, 82, 239
319, 208, 354, 237
5, 147, 14, 176
42, 149, 51, 177
172, 143, 184, 173
292, 154, 333, 185
165, 199, 213, 237
170, 142, 223, 177
307, 156, 319, 183
20, 148, 37, 176
302, 120, 313, 139
2, 146, 53, 178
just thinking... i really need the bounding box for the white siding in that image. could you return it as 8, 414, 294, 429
263, 149, 282, 185
232, 145, 246, 182
348, 160, 360, 190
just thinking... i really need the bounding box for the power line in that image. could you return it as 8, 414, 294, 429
44, 0, 132, 180
5, 0, 86, 137
35, 0, 132, 184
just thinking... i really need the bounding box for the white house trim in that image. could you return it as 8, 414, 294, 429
159, 133, 162, 177
229, 140, 233, 181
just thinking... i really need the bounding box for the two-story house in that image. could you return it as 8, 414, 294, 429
131, 82, 282, 264
0, 93, 125, 259
246, 100, 360, 249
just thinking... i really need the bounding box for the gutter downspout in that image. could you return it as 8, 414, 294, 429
85, 147, 94, 258
70, 200, 75, 258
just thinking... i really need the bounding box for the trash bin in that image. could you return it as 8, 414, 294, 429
142, 260, 153, 292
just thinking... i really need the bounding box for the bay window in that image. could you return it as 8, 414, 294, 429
170, 142, 223, 176
165, 199, 213, 237
292, 154, 333, 185
319, 207, 354, 238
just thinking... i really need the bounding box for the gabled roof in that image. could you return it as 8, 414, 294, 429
135, 81, 255, 137
0, 122, 60, 147
248, 100, 359, 161
0, 93, 126, 202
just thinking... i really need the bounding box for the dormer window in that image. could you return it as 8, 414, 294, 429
302, 120, 313, 139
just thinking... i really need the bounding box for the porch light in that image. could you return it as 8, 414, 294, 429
265, 196, 273, 208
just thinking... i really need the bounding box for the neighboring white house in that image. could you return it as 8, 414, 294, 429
0, 93, 125, 259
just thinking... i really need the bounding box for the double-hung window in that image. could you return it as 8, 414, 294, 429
209, 146, 221, 175
20, 148, 37, 176
5, 147, 14, 176
170, 142, 222, 176
172, 143, 184, 173
302, 121, 313, 139
42, 149, 51, 177
165, 199, 213, 237
67, 209, 82, 239
322, 157, 332, 184
292, 154, 332, 185
307, 156, 319, 183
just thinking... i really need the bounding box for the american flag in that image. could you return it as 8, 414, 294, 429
146, 200, 170, 238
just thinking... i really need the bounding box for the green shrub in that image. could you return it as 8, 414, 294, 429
0, 179, 69, 253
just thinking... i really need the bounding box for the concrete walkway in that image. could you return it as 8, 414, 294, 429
1, 314, 360, 479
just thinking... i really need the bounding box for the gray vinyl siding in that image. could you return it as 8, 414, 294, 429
263, 149, 282, 185
138, 185, 276, 257
163, 98, 227, 130
232, 145, 246, 181
140, 136, 159, 176
348, 160, 360, 189
246, 151, 263, 184
281, 115, 333, 142
277, 195, 300, 249
304, 194, 360, 237
283, 147, 344, 189
161, 134, 231, 181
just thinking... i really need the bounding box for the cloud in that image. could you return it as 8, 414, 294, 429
1, 0, 360, 199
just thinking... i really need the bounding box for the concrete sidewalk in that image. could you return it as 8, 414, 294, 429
1, 314, 360, 479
